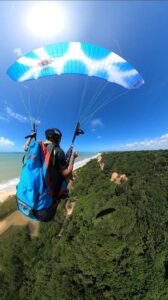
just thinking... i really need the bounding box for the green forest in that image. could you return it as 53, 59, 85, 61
1, 150, 168, 300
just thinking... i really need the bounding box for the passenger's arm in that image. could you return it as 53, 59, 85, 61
61, 152, 78, 177
24, 137, 32, 151
24, 132, 36, 151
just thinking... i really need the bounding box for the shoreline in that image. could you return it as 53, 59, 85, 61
74, 153, 100, 170
0, 188, 16, 204
0, 153, 101, 204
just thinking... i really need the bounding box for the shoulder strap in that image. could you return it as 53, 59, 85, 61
40, 141, 54, 169
46, 143, 59, 167
52, 146, 57, 166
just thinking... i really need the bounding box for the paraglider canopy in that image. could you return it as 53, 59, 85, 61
7, 42, 144, 131
7, 42, 144, 89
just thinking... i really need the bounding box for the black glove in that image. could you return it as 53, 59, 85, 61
25, 131, 36, 139
65, 146, 73, 164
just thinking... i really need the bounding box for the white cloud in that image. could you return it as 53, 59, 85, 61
14, 48, 22, 57
0, 137, 14, 148
6, 107, 28, 123
91, 118, 104, 132
118, 133, 168, 151
0, 115, 8, 122
91, 118, 104, 128
5, 107, 40, 125
97, 135, 102, 139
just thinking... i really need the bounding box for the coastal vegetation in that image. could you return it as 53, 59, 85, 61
0, 197, 16, 220
0, 150, 168, 299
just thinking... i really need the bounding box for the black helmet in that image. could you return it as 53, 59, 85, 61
45, 128, 62, 144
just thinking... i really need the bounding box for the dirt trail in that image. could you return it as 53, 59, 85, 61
0, 211, 39, 237
66, 202, 75, 218
56, 202, 76, 239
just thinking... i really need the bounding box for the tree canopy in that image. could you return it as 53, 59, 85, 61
1, 150, 168, 300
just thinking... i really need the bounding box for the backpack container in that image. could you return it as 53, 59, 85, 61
16, 140, 57, 221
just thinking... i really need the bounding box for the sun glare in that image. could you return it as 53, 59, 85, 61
27, 2, 65, 38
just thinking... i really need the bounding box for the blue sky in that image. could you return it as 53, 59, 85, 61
0, 1, 168, 152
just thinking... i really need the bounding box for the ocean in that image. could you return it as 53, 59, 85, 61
0, 152, 98, 192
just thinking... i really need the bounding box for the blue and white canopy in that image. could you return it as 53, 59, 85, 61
7, 42, 144, 89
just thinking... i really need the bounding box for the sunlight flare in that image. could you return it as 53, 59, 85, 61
27, 2, 65, 38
